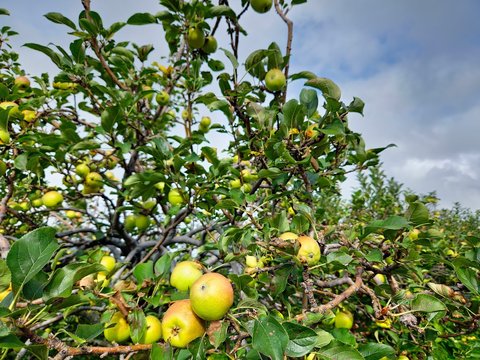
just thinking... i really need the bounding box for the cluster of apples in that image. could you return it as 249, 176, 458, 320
102, 260, 234, 348
186, 27, 218, 54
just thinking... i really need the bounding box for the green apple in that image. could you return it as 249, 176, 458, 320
230, 178, 242, 189
75, 163, 90, 178
14, 76, 30, 90
200, 116, 211, 128
139, 315, 162, 344
135, 214, 151, 232
154, 181, 165, 192
104, 312, 130, 343
187, 27, 205, 49
142, 199, 157, 210
296, 235, 321, 266
124, 214, 137, 232
168, 188, 184, 206
202, 36, 218, 54
265, 68, 286, 92
156, 91, 170, 106
250, 0, 273, 13
334, 311, 353, 329
170, 261, 203, 292
0, 160, 6, 176
31, 198, 43, 208
190, 272, 234, 321
42, 191, 63, 208
100, 255, 116, 273
398, 356, 409, 360
162, 299, 205, 348
0, 129, 11, 144
85, 172, 103, 189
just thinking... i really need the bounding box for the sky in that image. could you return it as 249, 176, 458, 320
1, 0, 480, 210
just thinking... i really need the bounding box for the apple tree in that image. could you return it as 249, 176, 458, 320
0, 1, 478, 359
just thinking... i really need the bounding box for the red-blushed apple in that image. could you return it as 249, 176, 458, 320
190, 272, 234, 321
162, 299, 205, 348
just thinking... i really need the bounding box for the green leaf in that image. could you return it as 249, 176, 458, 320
207, 5, 236, 20
133, 261, 154, 284
221, 48, 238, 69
267, 42, 283, 70
0, 260, 11, 292
364, 249, 383, 263
454, 265, 479, 295
129, 309, 146, 344
348, 97, 365, 115
358, 343, 395, 360
245, 49, 268, 78
290, 71, 316, 81
405, 201, 430, 226
326, 252, 353, 266
23, 43, 62, 68
43, 263, 104, 301
101, 105, 121, 132
305, 77, 341, 101
6, 227, 58, 293
316, 340, 364, 360
283, 322, 317, 357
411, 294, 447, 313
75, 323, 105, 341
44, 12, 77, 30
151, 343, 174, 359
252, 316, 289, 360
127, 13, 157, 25
300, 89, 318, 118
0, 9, 10, 16
282, 99, 305, 129
363, 216, 409, 237
0, 334, 24, 349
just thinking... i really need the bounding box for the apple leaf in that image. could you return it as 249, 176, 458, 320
348, 97, 365, 115
411, 294, 447, 313
206, 5, 237, 20
358, 343, 396, 360
454, 265, 479, 295
127, 12, 157, 25
23, 43, 62, 68
75, 324, 105, 341
405, 201, 430, 226
252, 316, 289, 360
0, 260, 11, 292
316, 340, 364, 360
283, 322, 317, 357
44, 12, 77, 30
43, 263, 104, 301
129, 310, 146, 345
0, 9, 10, 16
305, 77, 341, 101
300, 88, 318, 117
6, 227, 58, 293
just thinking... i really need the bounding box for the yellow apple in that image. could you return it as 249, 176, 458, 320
139, 315, 162, 344
14, 76, 30, 89
373, 273, 386, 285
168, 188, 184, 206
100, 255, 116, 273
230, 179, 242, 189
42, 191, 63, 208
279, 232, 298, 241
245, 256, 258, 268
190, 272, 234, 321
296, 235, 321, 266
75, 163, 90, 178
170, 261, 203, 292
162, 299, 205, 348
334, 311, 353, 329
85, 171, 103, 188
21, 110, 36, 122
104, 312, 131, 343
0, 101, 20, 117
408, 228, 420, 241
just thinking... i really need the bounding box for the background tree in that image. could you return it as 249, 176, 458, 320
0, 1, 478, 359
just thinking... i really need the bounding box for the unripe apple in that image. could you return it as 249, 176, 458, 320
250, 0, 273, 13
230, 178, 242, 189
190, 272, 234, 321
31, 198, 43, 208
398, 356, 409, 360
124, 214, 137, 232
104, 312, 131, 343
139, 315, 162, 344
154, 181, 165, 192
170, 261, 203, 291
156, 91, 170, 106
0, 129, 11, 144
42, 191, 63, 208
14, 76, 30, 90
187, 27, 205, 49
168, 188, 184, 206
296, 235, 321, 266
200, 116, 211, 128
75, 163, 90, 178
142, 199, 157, 210
100, 255, 116, 273
85, 172, 103, 189
202, 36, 218, 54
334, 311, 353, 329
135, 214, 151, 232
265, 68, 286, 92
65, 210, 77, 219
162, 299, 205, 348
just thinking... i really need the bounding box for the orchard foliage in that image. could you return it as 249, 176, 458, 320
0, 1, 479, 359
